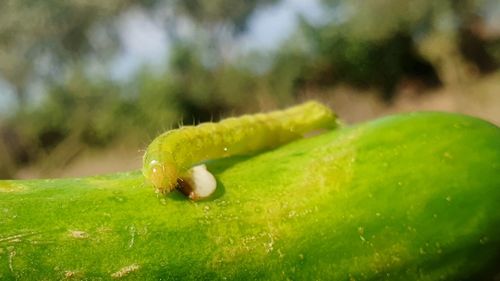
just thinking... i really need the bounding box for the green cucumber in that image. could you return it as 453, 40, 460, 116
0, 112, 499, 280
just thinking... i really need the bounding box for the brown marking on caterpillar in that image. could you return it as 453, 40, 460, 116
176, 178, 194, 199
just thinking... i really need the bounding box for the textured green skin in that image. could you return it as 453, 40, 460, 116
1, 112, 499, 280
142, 101, 337, 191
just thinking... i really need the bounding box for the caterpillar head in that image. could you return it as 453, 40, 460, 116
143, 159, 179, 193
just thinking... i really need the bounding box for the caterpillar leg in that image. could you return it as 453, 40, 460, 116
176, 164, 217, 200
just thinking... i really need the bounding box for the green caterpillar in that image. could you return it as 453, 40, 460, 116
142, 101, 337, 198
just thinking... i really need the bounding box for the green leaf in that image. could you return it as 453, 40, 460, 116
1, 112, 499, 280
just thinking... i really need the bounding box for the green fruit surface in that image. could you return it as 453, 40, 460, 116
0, 112, 499, 280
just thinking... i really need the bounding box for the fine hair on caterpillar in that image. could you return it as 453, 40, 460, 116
142, 101, 338, 200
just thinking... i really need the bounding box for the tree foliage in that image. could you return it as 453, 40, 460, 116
0, 0, 156, 103
0, 0, 498, 177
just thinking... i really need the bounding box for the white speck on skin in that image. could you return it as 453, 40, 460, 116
69, 230, 88, 239
8, 247, 15, 273
111, 264, 140, 278
128, 226, 136, 248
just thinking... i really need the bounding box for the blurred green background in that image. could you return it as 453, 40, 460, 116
0, 0, 499, 179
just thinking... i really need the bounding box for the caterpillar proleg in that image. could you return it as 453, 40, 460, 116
142, 101, 338, 199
